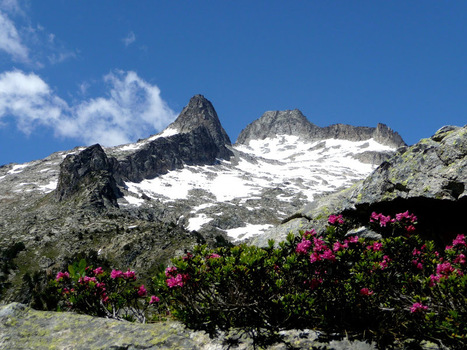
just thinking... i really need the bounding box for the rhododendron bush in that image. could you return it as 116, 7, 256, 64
152, 211, 467, 348
50, 211, 467, 348
51, 259, 160, 323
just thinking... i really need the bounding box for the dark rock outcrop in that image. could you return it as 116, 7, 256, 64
236, 110, 405, 148
119, 125, 232, 182
55, 144, 122, 208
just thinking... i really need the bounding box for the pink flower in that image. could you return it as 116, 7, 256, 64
137, 284, 147, 297
328, 214, 344, 225
166, 274, 188, 288
379, 260, 388, 270
412, 260, 424, 270
359, 287, 374, 296
429, 274, 441, 287
149, 295, 160, 304
55, 271, 70, 281
452, 234, 466, 247
346, 236, 359, 244
405, 225, 416, 233
313, 237, 328, 252
123, 269, 136, 280
309, 252, 321, 264
410, 302, 428, 313
296, 239, 312, 254
333, 241, 348, 252
110, 269, 124, 279
370, 212, 394, 227
320, 249, 336, 262
367, 241, 383, 251
93, 267, 104, 276
165, 266, 177, 277
396, 211, 417, 223
436, 262, 454, 275
207, 253, 221, 259
303, 229, 317, 237
454, 253, 466, 265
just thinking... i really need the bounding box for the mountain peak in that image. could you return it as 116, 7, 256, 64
236, 109, 406, 148
168, 94, 231, 147
236, 109, 318, 144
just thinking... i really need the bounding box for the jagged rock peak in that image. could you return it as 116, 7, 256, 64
236, 109, 318, 144
167, 94, 231, 147
236, 108, 406, 148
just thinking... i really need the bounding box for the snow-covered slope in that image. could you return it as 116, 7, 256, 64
120, 134, 396, 241
0, 96, 403, 243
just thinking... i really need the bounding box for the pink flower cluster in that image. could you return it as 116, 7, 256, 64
56, 271, 70, 281
137, 284, 147, 297
429, 261, 458, 287
328, 214, 344, 225
309, 237, 335, 263
370, 211, 417, 233
379, 255, 391, 270
207, 253, 221, 259
359, 287, 374, 296
296, 238, 312, 254
110, 269, 136, 280
367, 241, 383, 252
149, 295, 160, 304
410, 302, 428, 313
165, 266, 188, 288
166, 273, 188, 288
370, 212, 394, 227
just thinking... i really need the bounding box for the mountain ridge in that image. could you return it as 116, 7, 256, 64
0, 94, 405, 304
236, 109, 405, 148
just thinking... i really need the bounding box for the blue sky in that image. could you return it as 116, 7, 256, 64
0, 1, 466, 166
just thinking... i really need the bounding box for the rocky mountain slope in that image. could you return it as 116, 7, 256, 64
0, 94, 404, 303
254, 124, 467, 247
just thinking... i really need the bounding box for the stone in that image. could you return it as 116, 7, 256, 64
0, 303, 441, 349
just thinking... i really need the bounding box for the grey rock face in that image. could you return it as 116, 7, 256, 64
236, 109, 318, 143
236, 110, 405, 148
0, 303, 440, 350
55, 144, 122, 208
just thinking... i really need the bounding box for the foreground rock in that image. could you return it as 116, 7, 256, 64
0, 303, 442, 350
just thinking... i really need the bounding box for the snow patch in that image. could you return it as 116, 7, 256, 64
225, 224, 274, 241
187, 214, 213, 231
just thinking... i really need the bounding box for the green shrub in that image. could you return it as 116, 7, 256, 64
153, 212, 467, 348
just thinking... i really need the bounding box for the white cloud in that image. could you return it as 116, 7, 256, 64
122, 31, 136, 47
0, 10, 29, 62
0, 70, 177, 146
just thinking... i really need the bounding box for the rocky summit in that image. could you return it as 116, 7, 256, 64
0, 94, 403, 304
